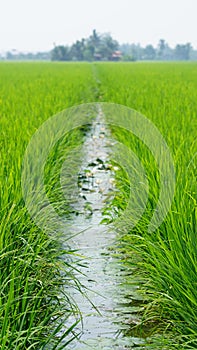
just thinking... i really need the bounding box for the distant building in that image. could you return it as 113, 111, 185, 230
111, 50, 122, 61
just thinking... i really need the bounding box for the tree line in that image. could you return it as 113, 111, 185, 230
51, 32, 196, 61
1, 30, 197, 61
51, 30, 119, 61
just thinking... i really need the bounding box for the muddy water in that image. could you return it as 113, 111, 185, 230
66, 112, 145, 349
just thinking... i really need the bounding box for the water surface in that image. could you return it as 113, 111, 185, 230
65, 113, 145, 349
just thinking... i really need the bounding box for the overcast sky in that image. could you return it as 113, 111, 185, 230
0, 0, 196, 52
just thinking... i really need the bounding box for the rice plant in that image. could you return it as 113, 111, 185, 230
97, 62, 197, 348
0, 62, 95, 349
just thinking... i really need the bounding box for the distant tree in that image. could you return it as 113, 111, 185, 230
190, 48, 197, 61
119, 43, 131, 55
90, 29, 100, 47
122, 54, 135, 61
162, 43, 174, 60
51, 45, 70, 61
86, 29, 101, 59
70, 40, 85, 61
174, 43, 192, 60
98, 34, 119, 60
83, 47, 94, 61
35, 51, 50, 60
158, 39, 166, 59
120, 43, 142, 61
6, 51, 14, 60
143, 44, 156, 60
156, 39, 174, 60
131, 44, 143, 60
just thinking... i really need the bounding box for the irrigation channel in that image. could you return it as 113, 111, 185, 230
64, 110, 145, 349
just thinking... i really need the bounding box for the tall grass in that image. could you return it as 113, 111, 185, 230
97, 62, 197, 348
1, 61, 196, 349
0, 62, 95, 349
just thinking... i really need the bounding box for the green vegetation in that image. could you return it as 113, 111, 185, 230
0, 61, 196, 349
0, 62, 96, 349
97, 62, 197, 348
2, 30, 197, 62
51, 35, 195, 62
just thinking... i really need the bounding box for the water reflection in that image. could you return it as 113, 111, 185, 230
65, 113, 145, 349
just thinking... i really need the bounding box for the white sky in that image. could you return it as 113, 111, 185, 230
0, 0, 196, 52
